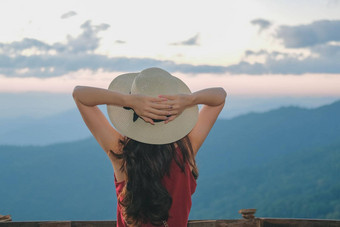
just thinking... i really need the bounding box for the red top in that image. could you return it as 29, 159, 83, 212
114, 149, 197, 227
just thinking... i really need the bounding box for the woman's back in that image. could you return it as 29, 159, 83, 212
115, 146, 196, 227
110, 137, 197, 226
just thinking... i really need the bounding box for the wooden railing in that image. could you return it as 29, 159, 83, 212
1, 210, 340, 226
1, 219, 340, 227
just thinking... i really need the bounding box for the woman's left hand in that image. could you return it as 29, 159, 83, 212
129, 94, 171, 125
158, 94, 193, 123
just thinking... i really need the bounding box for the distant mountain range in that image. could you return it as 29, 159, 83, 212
0, 100, 339, 221
0, 108, 91, 145
1, 97, 339, 146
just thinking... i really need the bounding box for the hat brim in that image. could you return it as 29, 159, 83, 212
107, 72, 198, 145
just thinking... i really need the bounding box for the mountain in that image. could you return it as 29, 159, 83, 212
0, 109, 91, 145
0, 100, 340, 221
0, 139, 116, 221
197, 100, 340, 173
192, 140, 340, 219
191, 100, 340, 219
1, 97, 339, 146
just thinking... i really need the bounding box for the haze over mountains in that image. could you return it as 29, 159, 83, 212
0, 100, 339, 221
1, 96, 339, 146
0, 108, 91, 146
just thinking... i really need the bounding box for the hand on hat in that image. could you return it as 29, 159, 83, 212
158, 94, 192, 124
129, 94, 172, 125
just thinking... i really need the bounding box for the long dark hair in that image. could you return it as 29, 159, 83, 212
110, 135, 198, 226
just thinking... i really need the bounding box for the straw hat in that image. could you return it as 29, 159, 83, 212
107, 67, 198, 144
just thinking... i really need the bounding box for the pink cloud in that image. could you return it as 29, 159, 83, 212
1, 71, 340, 96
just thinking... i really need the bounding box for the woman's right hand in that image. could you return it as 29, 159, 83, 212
128, 94, 171, 125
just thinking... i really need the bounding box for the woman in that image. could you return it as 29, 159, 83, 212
73, 67, 226, 226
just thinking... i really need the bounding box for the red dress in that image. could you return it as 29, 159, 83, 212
114, 149, 197, 227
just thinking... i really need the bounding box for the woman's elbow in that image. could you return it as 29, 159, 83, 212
218, 87, 227, 103
72, 86, 82, 100
222, 88, 227, 98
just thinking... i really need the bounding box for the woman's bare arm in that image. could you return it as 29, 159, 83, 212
72, 86, 170, 181
73, 86, 171, 149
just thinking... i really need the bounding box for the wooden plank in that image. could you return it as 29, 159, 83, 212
0, 219, 339, 227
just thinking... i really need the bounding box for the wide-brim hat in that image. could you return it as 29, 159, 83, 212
107, 67, 198, 144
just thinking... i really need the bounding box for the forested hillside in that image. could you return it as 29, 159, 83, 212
1, 100, 339, 221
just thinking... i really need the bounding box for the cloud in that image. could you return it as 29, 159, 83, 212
0, 20, 117, 77
1, 19, 340, 77
0, 38, 51, 55
170, 34, 200, 46
0, 25, 224, 78
224, 19, 340, 74
276, 20, 340, 48
251, 18, 272, 33
61, 11, 77, 19
115, 40, 126, 44
63, 20, 110, 53
0, 20, 110, 56
226, 43, 340, 74
0, 54, 226, 78
327, 0, 340, 6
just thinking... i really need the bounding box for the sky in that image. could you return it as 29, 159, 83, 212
0, 0, 340, 119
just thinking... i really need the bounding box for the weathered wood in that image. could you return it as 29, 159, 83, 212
0, 216, 12, 223
215, 219, 257, 227
239, 209, 257, 220
0, 221, 115, 227
0, 219, 339, 227
188, 220, 217, 227
259, 218, 340, 227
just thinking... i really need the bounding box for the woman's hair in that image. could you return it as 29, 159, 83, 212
110, 135, 198, 226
